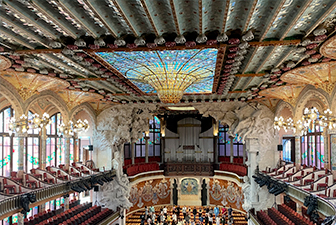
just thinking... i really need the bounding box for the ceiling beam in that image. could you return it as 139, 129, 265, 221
220, 0, 231, 33
259, 0, 287, 41
212, 44, 226, 92
275, 49, 294, 68
280, 0, 313, 40
3, 2, 57, 39
139, 0, 159, 36
0, 27, 34, 49
228, 90, 247, 94
73, 78, 107, 81
112, 0, 139, 37
235, 73, 266, 77
82, 0, 118, 38
304, 1, 336, 38
29, 0, 77, 39
0, 15, 50, 48
169, 0, 181, 35
243, 0, 259, 32
242, 46, 259, 74
199, 0, 203, 34
231, 77, 242, 91
249, 39, 301, 46
57, 0, 98, 38
256, 46, 276, 73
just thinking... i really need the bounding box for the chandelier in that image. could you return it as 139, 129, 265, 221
8, 113, 51, 135
58, 119, 89, 136
274, 107, 336, 135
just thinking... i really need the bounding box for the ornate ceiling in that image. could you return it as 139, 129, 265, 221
0, 0, 336, 107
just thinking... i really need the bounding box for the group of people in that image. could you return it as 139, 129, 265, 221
140, 205, 235, 225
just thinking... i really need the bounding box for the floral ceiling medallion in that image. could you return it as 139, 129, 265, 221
0, 56, 11, 71
281, 61, 336, 95
0, 71, 69, 101
54, 90, 103, 110
320, 35, 336, 59
259, 85, 305, 106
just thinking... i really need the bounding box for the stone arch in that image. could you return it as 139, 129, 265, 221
69, 102, 97, 126
23, 90, 70, 123
274, 101, 294, 119
0, 77, 24, 116
294, 86, 330, 121
329, 89, 336, 114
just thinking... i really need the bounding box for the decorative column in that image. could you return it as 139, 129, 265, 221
17, 132, 26, 176
246, 138, 259, 205
17, 212, 24, 225
323, 130, 329, 169
64, 135, 71, 168
230, 136, 234, 163
40, 127, 47, 170
145, 136, 149, 163
295, 136, 301, 169
243, 143, 246, 164
131, 142, 135, 164
330, 132, 336, 171
64, 196, 70, 211
73, 133, 79, 162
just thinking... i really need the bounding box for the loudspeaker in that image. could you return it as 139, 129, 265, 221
277, 145, 283, 151
88, 145, 93, 151
93, 186, 99, 192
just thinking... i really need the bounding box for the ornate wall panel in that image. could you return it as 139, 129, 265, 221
128, 178, 171, 212
209, 178, 244, 212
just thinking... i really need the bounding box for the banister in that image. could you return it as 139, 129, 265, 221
0, 170, 115, 220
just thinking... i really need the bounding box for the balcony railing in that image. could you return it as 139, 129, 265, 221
0, 170, 115, 220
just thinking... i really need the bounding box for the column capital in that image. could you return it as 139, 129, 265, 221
245, 138, 259, 153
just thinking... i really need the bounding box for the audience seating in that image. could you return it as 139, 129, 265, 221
278, 204, 314, 225
43, 173, 55, 184
25, 174, 38, 188
267, 207, 295, 225
70, 167, 80, 177
219, 162, 247, 176
257, 210, 277, 225
57, 170, 68, 181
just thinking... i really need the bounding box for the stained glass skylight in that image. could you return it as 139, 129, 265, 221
97, 49, 218, 94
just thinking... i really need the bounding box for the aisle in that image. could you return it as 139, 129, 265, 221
126, 205, 248, 225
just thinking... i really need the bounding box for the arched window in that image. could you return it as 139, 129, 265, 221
46, 113, 65, 167
26, 111, 40, 172
0, 107, 15, 176
301, 125, 324, 168
148, 116, 161, 157
218, 123, 244, 161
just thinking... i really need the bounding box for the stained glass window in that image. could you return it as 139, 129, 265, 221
218, 123, 244, 159
149, 116, 161, 157
301, 125, 324, 168
47, 113, 65, 166
70, 138, 74, 163
96, 49, 218, 94
0, 107, 14, 177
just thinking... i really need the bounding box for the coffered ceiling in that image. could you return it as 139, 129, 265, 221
0, 0, 336, 106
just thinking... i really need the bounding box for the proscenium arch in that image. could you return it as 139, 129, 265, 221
69, 102, 97, 126
0, 77, 24, 116
23, 90, 70, 123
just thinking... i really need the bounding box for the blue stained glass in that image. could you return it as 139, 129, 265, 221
97, 48, 218, 93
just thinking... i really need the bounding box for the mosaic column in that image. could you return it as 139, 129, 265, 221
230, 137, 234, 163
40, 127, 47, 170
17, 132, 26, 173
295, 136, 301, 167
145, 136, 149, 163
64, 196, 70, 211
64, 135, 71, 168
246, 138, 259, 204
73, 133, 79, 162
17, 212, 24, 225
323, 130, 329, 169
330, 133, 336, 171
131, 142, 135, 164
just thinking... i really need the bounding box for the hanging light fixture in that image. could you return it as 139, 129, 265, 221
274, 107, 336, 135
29, 113, 51, 131
58, 119, 90, 136
8, 114, 29, 136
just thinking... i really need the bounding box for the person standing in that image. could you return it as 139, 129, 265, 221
221, 214, 226, 225
140, 213, 145, 225
163, 206, 168, 217
209, 213, 213, 225
216, 216, 220, 225
176, 205, 181, 219
192, 207, 197, 221
185, 212, 190, 225
150, 206, 155, 214
172, 212, 177, 223
221, 206, 226, 216
198, 208, 203, 223
214, 206, 219, 218
228, 206, 232, 217
182, 206, 187, 219
204, 213, 209, 225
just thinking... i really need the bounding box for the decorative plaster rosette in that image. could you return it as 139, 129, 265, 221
0, 56, 11, 71
321, 35, 336, 59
